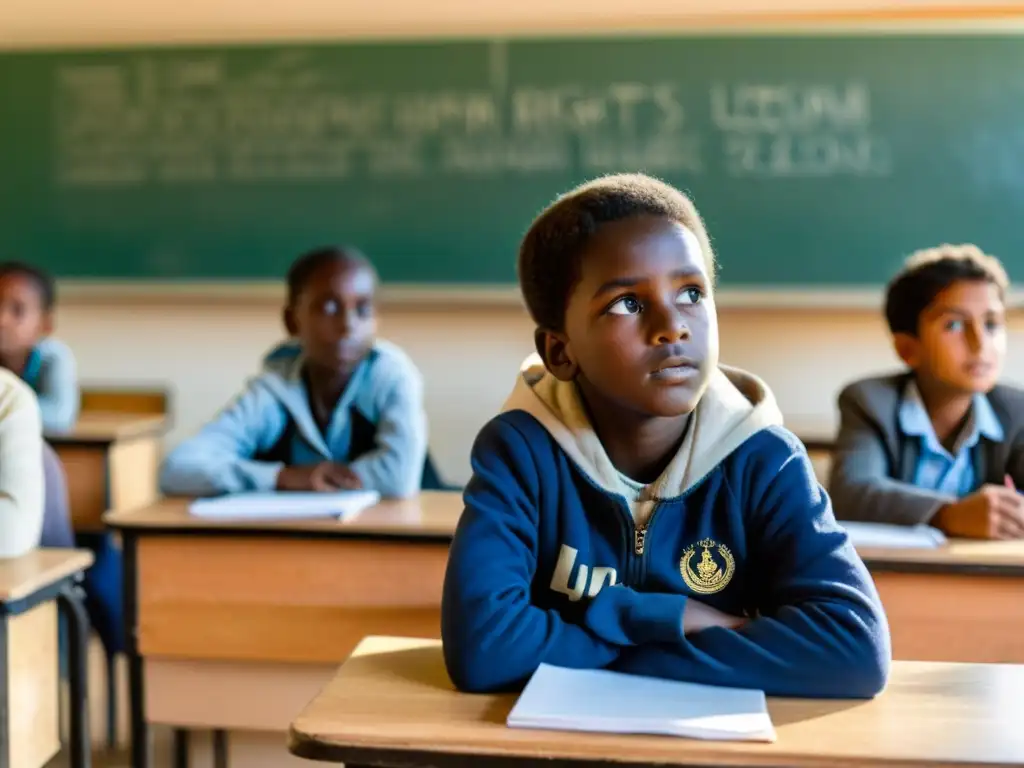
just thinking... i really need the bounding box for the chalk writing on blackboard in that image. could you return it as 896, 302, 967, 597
53, 49, 892, 187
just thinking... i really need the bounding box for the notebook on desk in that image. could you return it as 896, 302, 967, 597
188, 490, 381, 521
507, 664, 775, 742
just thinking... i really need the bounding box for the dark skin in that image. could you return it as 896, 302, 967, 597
894, 279, 1024, 540
537, 215, 741, 633
0, 273, 51, 376
540, 215, 717, 483
275, 258, 378, 493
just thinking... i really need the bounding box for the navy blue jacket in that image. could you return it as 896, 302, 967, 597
442, 360, 890, 698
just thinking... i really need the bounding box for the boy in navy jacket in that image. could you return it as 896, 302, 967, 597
441, 174, 890, 698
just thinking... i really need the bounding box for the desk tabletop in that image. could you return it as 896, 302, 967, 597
103, 491, 464, 539
859, 538, 1024, 575
289, 636, 1024, 768
104, 492, 1024, 572
0, 548, 94, 602
46, 412, 168, 443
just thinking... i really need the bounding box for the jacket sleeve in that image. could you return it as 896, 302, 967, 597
1007, 440, 1024, 490
998, 388, 1024, 489
159, 383, 288, 496
348, 360, 427, 499
828, 384, 951, 526
35, 343, 80, 433
0, 376, 44, 558
608, 441, 891, 699
441, 417, 623, 693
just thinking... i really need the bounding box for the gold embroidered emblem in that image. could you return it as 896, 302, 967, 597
680, 538, 735, 595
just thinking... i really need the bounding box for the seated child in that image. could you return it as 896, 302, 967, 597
441, 174, 890, 697
0, 367, 44, 558
160, 246, 427, 498
829, 245, 1024, 539
0, 262, 79, 433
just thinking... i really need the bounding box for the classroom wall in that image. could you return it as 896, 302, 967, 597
3, 0, 1022, 45
8, 0, 1024, 488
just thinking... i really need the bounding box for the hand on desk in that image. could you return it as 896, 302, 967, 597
275, 462, 363, 493
933, 483, 1024, 540
682, 600, 747, 634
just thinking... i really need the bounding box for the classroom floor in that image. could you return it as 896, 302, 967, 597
45, 637, 142, 768
49, 732, 175, 768
45, 637, 307, 767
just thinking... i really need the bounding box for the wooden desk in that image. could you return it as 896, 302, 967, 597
289, 635, 1024, 768
0, 549, 94, 768
859, 539, 1024, 663
106, 490, 1024, 766
104, 492, 463, 768
80, 387, 169, 418
48, 413, 168, 532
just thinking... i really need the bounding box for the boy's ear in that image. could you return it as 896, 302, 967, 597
535, 327, 577, 382
40, 311, 54, 337
893, 332, 921, 369
283, 306, 298, 337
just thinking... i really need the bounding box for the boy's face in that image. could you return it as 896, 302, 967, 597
285, 260, 377, 374
896, 279, 1006, 395
541, 215, 717, 418
0, 273, 50, 361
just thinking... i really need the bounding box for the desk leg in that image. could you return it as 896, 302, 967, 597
122, 534, 150, 768
212, 729, 228, 768
105, 652, 118, 748
172, 729, 189, 768
0, 614, 8, 768
57, 582, 92, 768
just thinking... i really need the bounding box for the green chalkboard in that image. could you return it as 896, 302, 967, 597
1, 33, 1023, 288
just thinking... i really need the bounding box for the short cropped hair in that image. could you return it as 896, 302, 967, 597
517, 174, 715, 331
0, 262, 56, 311
286, 246, 375, 305
884, 244, 1009, 336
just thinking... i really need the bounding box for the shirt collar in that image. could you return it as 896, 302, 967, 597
899, 379, 1004, 454
20, 345, 42, 390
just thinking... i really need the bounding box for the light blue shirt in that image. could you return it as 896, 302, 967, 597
21, 338, 80, 434
159, 339, 427, 499
899, 381, 1004, 497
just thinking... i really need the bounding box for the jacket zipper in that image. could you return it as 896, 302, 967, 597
632, 504, 662, 589
634, 502, 665, 556
611, 498, 643, 587
633, 466, 718, 558
633, 505, 661, 585
634, 526, 647, 555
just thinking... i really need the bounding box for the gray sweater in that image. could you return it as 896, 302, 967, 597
829, 372, 1024, 526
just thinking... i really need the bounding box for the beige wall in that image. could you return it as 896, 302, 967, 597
7, 0, 1024, 488
56, 301, 916, 484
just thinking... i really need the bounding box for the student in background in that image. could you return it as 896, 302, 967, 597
0, 367, 44, 558
160, 246, 427, 498
830, 245, 1024, 539
0, 262, 79, 433
442, 174, 890, 698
